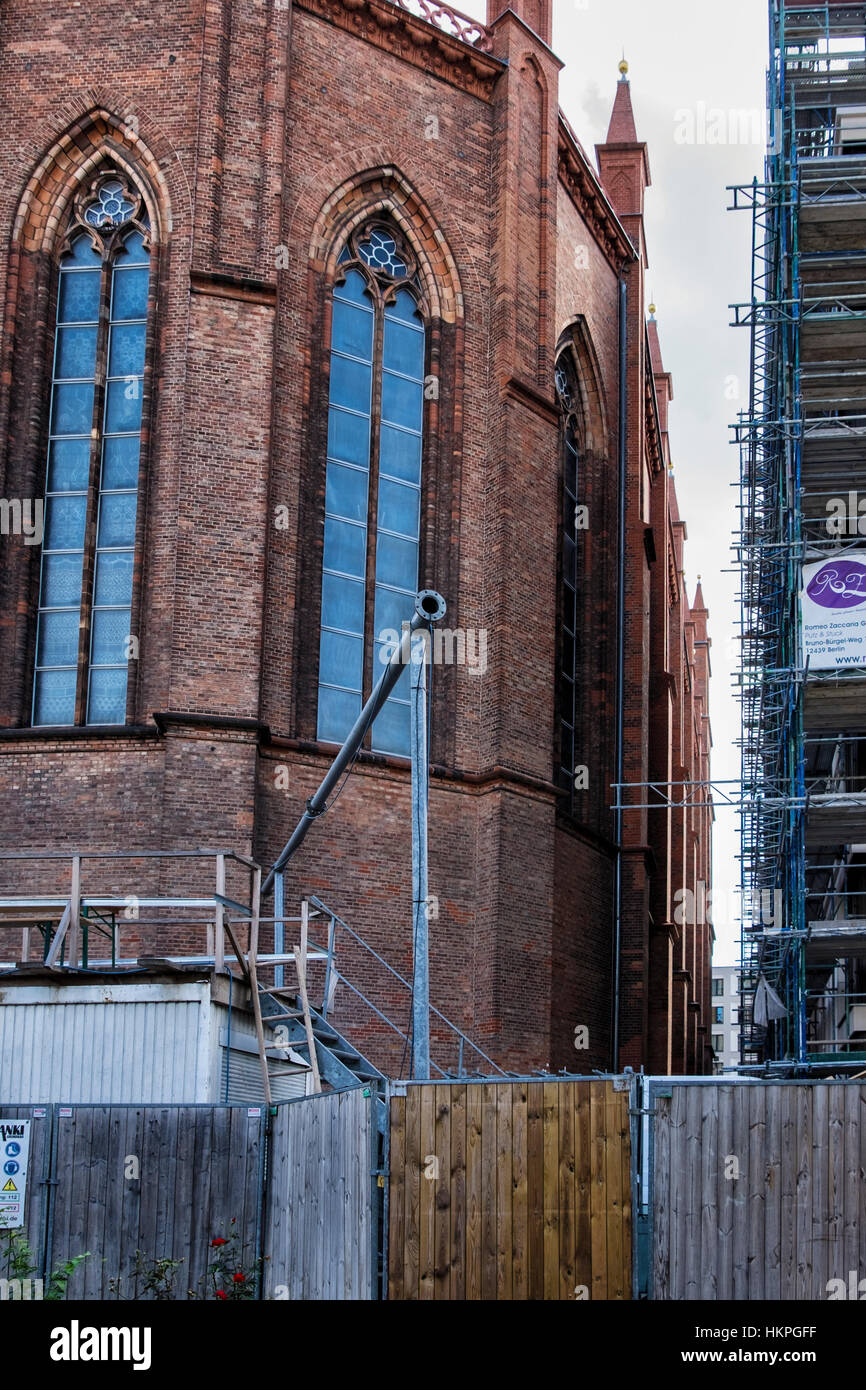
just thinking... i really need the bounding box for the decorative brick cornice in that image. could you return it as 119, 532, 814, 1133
645, 366, 664, 476
297, 0, 504, 100
557, 115, 635, 273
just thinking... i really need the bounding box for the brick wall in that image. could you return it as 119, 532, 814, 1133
0, 0, 711, 1075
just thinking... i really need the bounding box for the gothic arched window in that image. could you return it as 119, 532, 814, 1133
317, 222, 426, 757
33, 169, 151, 727
555, 355, 580, 811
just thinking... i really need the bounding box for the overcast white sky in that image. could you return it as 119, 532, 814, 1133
459, 0, 769, 961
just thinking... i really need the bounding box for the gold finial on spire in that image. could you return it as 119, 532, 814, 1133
618, 55, 629, 78
648, 302, 656, 318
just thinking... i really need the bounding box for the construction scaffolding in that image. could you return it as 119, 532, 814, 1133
730, 0, 866, 1071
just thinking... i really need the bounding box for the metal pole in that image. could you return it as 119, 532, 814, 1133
262, 589, 447, 895
612, 270, 628, 1073
274, 870, 284, 990
410, 628, 431, 1081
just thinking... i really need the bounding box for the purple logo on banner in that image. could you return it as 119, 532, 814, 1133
806, 559, 866, 610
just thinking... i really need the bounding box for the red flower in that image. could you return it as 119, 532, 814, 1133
232, 1272, 245, 1284
230, 1217, 237, 1225
215, 1290, 228, 1300
211, 1237, 228, 1247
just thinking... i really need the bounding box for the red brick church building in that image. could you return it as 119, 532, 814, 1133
0, 0, 713, 1074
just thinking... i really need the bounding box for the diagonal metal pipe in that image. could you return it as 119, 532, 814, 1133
262, 589, 447, 895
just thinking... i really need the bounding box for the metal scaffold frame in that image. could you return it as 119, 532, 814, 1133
730, 0, 866, 1072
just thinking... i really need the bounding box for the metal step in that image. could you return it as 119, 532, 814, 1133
258, 986, 387, 1129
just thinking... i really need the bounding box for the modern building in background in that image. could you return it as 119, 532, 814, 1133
0, 0, 713, 1077
734, 0, 866, 1071
711, 964, 741, 1072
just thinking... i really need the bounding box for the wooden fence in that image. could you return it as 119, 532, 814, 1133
651, 1081, 866, 1300
265, 1088, 376, 1299
387, 1080, 633, 1300
0, 1095, 376, 1300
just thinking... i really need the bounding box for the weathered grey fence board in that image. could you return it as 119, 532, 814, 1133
652, 1083, 866, 1301
49, 1105, 265, 1299
264, 1088, 374, 1300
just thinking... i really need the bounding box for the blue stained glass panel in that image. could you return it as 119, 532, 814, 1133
379, 423, 421, 484
327, 409, 370, 470
377, 477, 420, 539
65, 234, 102, 267
108, 322, 146, 377
335, 269, 371, 306
41, 553, 83, 607
104, 378, 143, 433
373, 586, 414, 639
111, 267, 149, 321
325, 459, 368, 522
101, 436, 140, 490
321, 572, 364, 636
52, 382, 95, 435
97, 492, 137, 548
332, 299, 374, 360
372, 698, 410, 757
382, 319, 424, 378
37, 610, 79, 667
91, 608, 130, 664
376, 532, 418, 591
115, 230, 148, 266
94, 550, 134, 606
44, 495, 87, 551
318, 630, 363, 691
386, 288, 422, 323
57, 269, 100, 323
329, 355, 372, 414
323, 517, 366, 579
55, 325, 98, 379
382, 373, 423, 432
47, 439, 90, 493
33, 670, 76, 726
317, 685, 362, 744
87, 668, 128, 725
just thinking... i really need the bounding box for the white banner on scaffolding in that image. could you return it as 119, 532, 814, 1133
801, 553, 866, 670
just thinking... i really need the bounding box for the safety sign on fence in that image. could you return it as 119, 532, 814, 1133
0, 1120, 31, 1229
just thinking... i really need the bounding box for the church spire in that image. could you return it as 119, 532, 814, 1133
606, 59, 638, 143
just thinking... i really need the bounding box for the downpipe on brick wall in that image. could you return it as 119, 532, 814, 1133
612, 271, 628, 1073
262, 590, 448, 894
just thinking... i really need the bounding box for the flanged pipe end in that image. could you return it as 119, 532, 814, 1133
415, 589, 447, 623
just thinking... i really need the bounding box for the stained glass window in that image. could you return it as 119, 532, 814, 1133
33, 171, 150, 727
556, 357, 580, 810
317, 225, 425, 757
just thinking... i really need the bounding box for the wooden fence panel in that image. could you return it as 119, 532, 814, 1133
388, 1079, 632, 1301
651, 1082, 866, 1300
264, 1087, 375, 1300
49, 1104, 265, 1299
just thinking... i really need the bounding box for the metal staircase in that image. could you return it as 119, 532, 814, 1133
258, 984, 387, 1126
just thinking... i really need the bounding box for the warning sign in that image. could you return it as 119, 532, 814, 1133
0, 1121, 30, 1229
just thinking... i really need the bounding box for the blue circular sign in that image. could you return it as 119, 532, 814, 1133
4, 1142, 20, 1157
3, 1160, 19, 1176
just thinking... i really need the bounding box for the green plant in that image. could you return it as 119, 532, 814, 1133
0, 1226, 89, 1299
108, 1250, 186, 1301
44, 1253, 90, 1301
